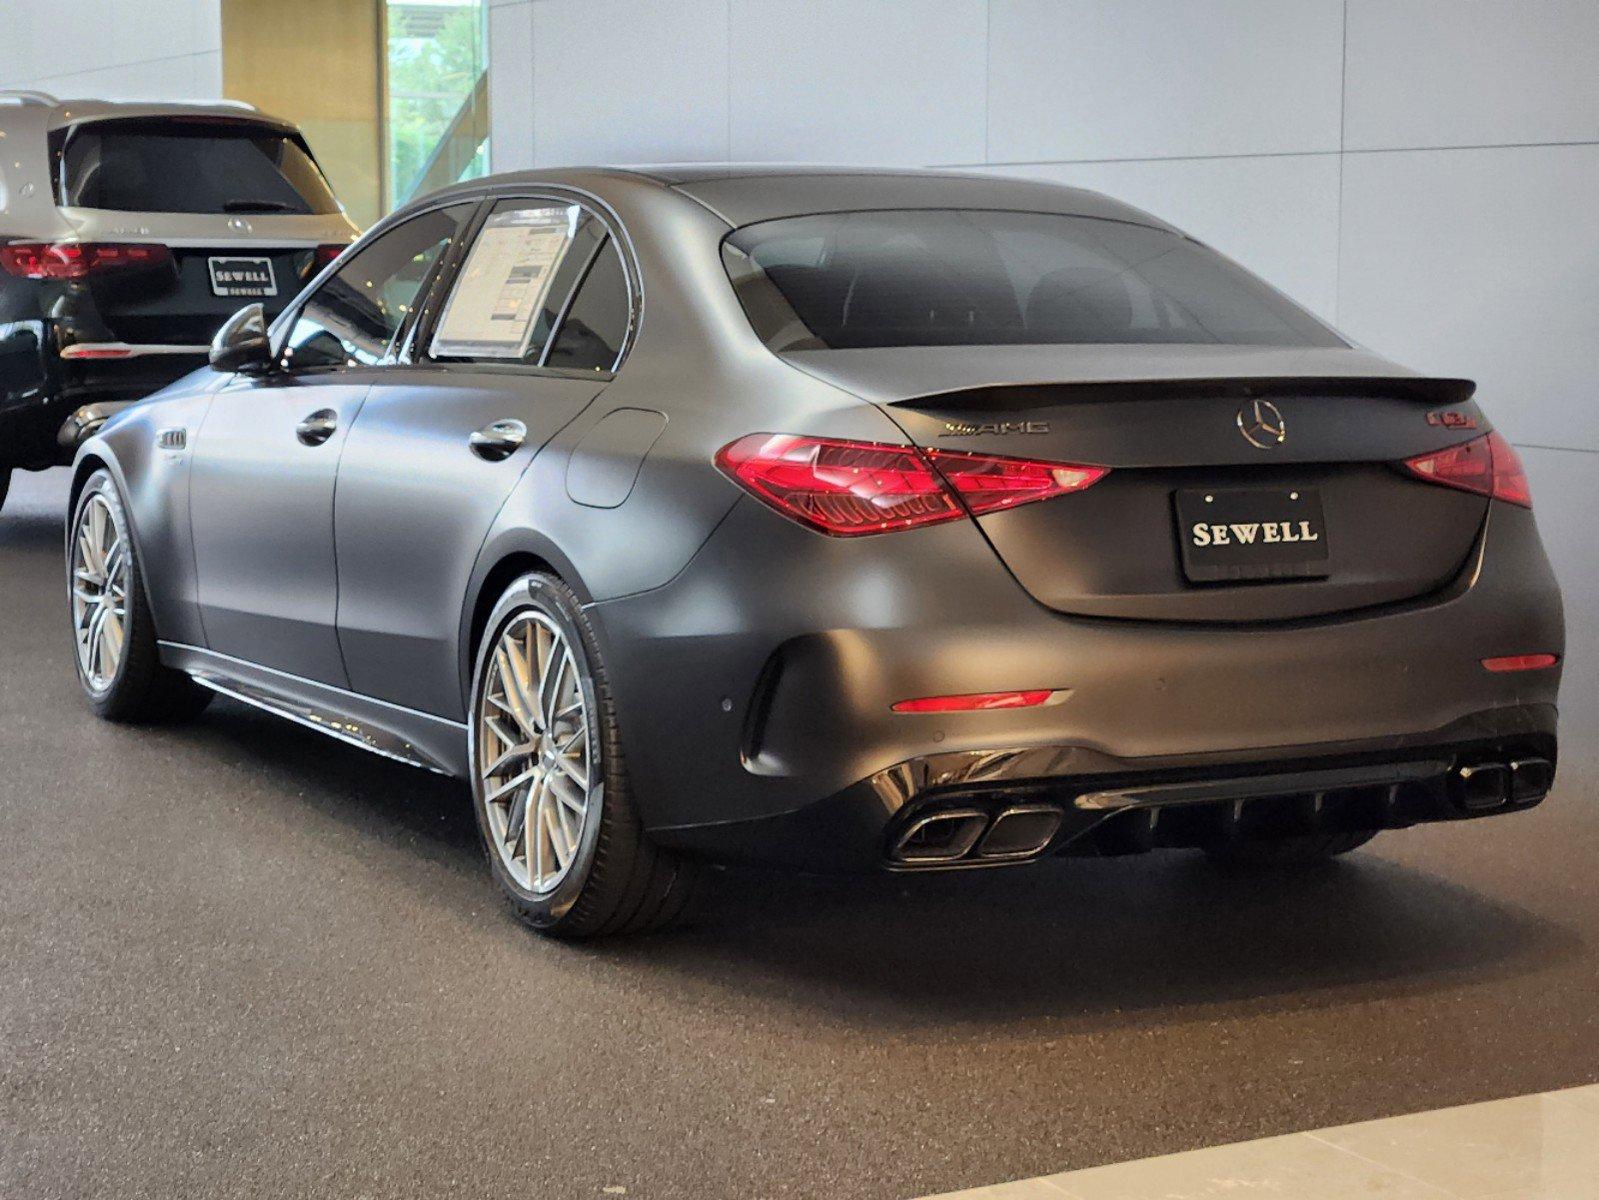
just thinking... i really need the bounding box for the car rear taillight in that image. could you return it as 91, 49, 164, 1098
714, 434, 1106, 537
1482, 653, 1559, 673
1403, 431, 1532, 508
311, 244, 345, 270
0, 241, 171, 280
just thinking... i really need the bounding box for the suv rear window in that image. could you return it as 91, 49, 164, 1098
723, 209, 1342, 351
55, 119, 340, 215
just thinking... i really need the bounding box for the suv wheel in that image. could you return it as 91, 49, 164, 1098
469, 573, 700, 938
68, 470, 212, 722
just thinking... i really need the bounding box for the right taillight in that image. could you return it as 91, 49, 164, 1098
1403, 431, 1531, 508
714, 434, 1106, 537
0, 241, 171, 280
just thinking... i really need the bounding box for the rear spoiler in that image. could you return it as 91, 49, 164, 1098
892, 375, 1477, 412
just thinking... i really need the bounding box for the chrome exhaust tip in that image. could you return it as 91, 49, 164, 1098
1509, 757, 1554, 803
890, 808, 988, 864
974, 803, 1064, 861
1453, 762, 1510, 811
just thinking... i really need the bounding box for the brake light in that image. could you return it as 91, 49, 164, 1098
0, 241, 171, 280
714, 434, 1106, 537
892, 690, 1057, 713
1403, 431, 1531, 507
311, 244, 345, 270
1482, 653, 1558, 673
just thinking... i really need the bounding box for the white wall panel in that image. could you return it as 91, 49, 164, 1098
533, 0, 730, 167
1339, 144, 1599, 453
1345, 0, 1599, 152
986, 0, 1344, 163
0, 0, 222, 101
976, 154, 1342, 321
729, 0, 986, 166
488, 1, 535, 171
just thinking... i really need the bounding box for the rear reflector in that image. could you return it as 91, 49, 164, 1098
1403, 431, 1532, 507
715, 434, 1106, 536
0, 241, 171, 280
1482, 653, 1559, 673
892, 690, 1056, 713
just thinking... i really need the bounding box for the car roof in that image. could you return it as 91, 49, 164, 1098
413, 164, 1177, 233
0, 93, 297, 134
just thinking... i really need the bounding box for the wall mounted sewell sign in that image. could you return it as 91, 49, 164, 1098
430, 204, 579, 358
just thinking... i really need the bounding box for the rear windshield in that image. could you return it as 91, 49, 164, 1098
723, 209, 1342, 351
56, 119, 340, 215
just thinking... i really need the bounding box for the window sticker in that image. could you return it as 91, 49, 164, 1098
431, 205, 579, 358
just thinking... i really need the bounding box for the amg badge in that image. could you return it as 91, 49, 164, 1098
939, 420, 1051, 437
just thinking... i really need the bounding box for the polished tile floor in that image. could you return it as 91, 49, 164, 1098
929, 1086, 1599, 1199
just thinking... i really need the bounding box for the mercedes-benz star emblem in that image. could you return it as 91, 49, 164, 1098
1236, 398, 1287, 449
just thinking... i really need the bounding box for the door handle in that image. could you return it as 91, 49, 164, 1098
296, 408, 338, 446
469, 418, 527, 462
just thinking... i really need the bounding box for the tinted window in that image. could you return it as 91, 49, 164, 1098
724, 209, 1342, 351
58, 119, 340, 215
282, 204, 472, 370
544, 238, 629, 372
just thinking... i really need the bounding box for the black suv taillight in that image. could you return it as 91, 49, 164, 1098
0, 241, 172, 280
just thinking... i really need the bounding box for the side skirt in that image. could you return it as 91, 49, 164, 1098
157, 642, 470, 778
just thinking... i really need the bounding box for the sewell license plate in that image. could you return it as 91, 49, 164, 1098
208, 255, 277, 298
1174, 487, 1330, 583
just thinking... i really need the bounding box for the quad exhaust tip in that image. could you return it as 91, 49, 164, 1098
1452, 757, 1553, 811
890, 803, 1064, 866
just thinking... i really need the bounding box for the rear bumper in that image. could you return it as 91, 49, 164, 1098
592, 496, 1563, 870
653, 704, 1557, 871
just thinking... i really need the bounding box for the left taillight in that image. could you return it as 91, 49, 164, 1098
714, 433, 1107, 537
1403, 431, 1532, 508
0, 241, 171, 280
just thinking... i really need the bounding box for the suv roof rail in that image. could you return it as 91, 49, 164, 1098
0, 89, 59, 106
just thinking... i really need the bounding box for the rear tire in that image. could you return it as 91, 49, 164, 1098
68, 469, 212, 723
1204, 828, 1378, 868
468, 572, 701, 939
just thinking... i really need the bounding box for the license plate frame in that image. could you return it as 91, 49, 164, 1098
1174, 486, 1331, 583
207, 255, 277, 298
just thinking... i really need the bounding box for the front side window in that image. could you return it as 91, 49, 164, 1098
57, 119, 340, 215
724, 209, 1342, 351
281, 203, 473, 370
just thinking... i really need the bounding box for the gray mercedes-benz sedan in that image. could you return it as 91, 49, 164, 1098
65, 166, 1564, 937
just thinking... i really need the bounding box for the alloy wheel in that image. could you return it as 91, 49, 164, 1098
70, 493, 129, 692
476, 612, 595, 895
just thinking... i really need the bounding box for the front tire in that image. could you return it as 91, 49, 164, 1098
469, 572, 700, 939
68, 469, 212, 723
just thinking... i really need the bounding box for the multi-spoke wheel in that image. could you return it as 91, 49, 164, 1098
469, 572, 701, 938
478, 612, 595, 894
66, 470, 211, 722
71, 491, 129, 692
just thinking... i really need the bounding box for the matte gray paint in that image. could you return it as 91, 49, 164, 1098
73, 166, 1565, 869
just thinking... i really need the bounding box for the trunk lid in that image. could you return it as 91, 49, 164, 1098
787, 346, 1491, 623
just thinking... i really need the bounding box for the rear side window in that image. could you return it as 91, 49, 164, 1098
545, 238, 629, 372
724, 209, 1342, 351
56, 119, 340, 215
430, 199, 632, 371
281, 204, 473, 370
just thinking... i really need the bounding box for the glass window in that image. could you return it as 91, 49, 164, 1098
386, 0, 488, 210
58, 119, 340, 215
430, 203, 589, 360
281, 203, 473, 370
723, 210, 1343, 351
544, 238, 630, 373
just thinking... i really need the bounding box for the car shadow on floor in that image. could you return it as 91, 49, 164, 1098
167, 695, 1584, 1033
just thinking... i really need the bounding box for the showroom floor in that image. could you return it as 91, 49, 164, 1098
3, 466, 1596, 1200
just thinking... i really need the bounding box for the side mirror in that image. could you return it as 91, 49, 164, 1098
209, 303, 272, 374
